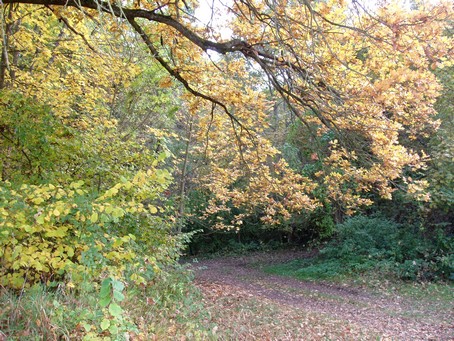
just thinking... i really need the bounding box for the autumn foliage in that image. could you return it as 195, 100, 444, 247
0, 0, 452, 292
0, 0, 452, 339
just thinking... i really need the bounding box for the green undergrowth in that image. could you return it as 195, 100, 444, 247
185, 239, 285, 260
0, 265, 213, 340
266, 259, 453, 300
266, 215, 453, 283
266, 257, 354, 281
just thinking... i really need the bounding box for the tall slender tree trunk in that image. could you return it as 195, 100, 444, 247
176, 118, 193, 233
0, 5, 12, 89
0, 5, 20, 89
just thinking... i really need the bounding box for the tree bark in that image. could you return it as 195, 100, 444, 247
176, 118, 193, 234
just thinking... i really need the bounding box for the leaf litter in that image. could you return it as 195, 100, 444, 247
190, 250, 453, 340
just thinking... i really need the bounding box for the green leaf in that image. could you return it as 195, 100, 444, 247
82, 323, 92, 332
100, 213, 110, 223
100, 319, 110, 331
99, 296, 111, 308
111, 279, 125, 292
112, 290, 125, 302
108, 302, 122, 317
100, 278, 112, 298
109, 324, 119, 335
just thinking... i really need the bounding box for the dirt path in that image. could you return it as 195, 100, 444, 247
189, 251, 454, 340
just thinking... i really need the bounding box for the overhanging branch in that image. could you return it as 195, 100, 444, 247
2, 0, 342, 134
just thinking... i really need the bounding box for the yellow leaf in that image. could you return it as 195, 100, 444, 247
66, 247, 74, 258
111, 207, 124, 219
90, 212, 99, 223
32, 197, 45, 205
36, 215, 45, 225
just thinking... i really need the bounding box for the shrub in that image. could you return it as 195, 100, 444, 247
0, 166, 175, 289
331, 216, 453, 280
281, 215, 454, 281
320, 216, 398, 263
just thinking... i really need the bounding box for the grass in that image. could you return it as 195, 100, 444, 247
0, 285, 95, 340
266, 254, 452, 291
264, 257, 355, 281
0, 267, 213, 340
264, 255, 454, 320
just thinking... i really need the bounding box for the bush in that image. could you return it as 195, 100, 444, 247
0, 170, 210, 338
328, 216, 454, 280
321, 215, 400, 261
0, 167, 175, 289
272, 215, 454, 281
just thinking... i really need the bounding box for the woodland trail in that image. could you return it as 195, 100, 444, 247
189, 250, 454, 340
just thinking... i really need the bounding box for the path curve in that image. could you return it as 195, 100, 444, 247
190, 251, 453, 340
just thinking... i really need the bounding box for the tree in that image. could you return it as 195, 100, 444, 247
2, 0, 452, 223
428, 65, 454, 220
0, 5, 180, 289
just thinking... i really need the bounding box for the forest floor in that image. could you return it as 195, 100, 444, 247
189, 250, 453, 340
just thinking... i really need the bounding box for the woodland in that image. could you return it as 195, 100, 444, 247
0, 0, 453, 339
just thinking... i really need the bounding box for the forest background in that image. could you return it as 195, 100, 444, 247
0, 0, 452, 339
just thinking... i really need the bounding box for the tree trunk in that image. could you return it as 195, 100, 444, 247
176, 118, 193, 233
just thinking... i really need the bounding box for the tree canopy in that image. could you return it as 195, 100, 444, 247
1, 0, 452, 224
